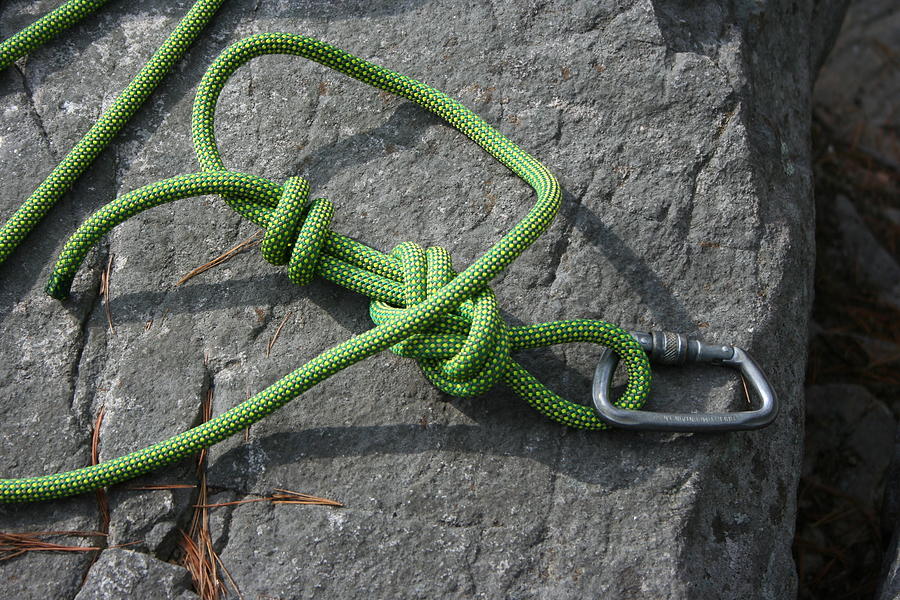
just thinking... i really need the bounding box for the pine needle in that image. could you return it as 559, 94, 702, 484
265, 311, 293, 357
0, 531, 106, 561
212, 549, 242, 598
180, 382, 243, 600
272, 488, 343, 507
193, 488, 342, 509
193, 497, 270, 509
180, 528, 223, 600
89, 405, 111, 535
100, 253, 115, 334
739, 375, 752, 408
196, 387, 214, 474
177, 232, 262, 286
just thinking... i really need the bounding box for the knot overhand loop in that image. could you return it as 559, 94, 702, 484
369, 241, 510, 398
260, 176, 334, 286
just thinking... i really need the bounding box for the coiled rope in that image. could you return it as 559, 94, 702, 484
0, 9, 651, 503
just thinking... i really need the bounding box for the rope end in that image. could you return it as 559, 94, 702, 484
45, 275, 72, 300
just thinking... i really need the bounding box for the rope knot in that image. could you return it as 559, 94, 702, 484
260, 176, 334, 285
369, 241, 510, 398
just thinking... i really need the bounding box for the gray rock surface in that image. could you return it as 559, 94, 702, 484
878, 535, 900, 600
0, 1, 845, 598
74, 548, 196, 600
879, 430, 900, 600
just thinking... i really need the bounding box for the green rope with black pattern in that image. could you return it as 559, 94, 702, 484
0, 0, 111, 70
0, 0, 225, 262
0, 25, 652, 501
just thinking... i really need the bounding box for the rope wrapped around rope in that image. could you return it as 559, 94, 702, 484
0, 32, 652, 502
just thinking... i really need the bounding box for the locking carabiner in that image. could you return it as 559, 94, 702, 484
592, 331, 778, 432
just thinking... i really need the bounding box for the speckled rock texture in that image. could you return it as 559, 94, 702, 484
74, 549, 197, 600
0, 1, 845, 598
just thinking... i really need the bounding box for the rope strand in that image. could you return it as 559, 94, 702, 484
0, 0, 112, 70
0, 0, 225, 263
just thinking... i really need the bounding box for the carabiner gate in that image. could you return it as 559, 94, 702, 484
592, 331, 778, 432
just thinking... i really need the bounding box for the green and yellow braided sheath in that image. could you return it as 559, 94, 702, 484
0, 0, 225, 262
0, 0, 111, 70
0, 31, 651, 503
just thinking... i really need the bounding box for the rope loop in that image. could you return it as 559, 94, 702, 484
370, 242, 510, 397
259, 177, 335, 286
260, 176, 310, 266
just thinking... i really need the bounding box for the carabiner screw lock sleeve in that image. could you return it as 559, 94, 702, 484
592, 331, 778, 432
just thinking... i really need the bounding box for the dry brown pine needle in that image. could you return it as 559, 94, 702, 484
194, 488, 343, 509
180, 384, 243, 600
0, 531, 143, 561
266, 311, 293, 357
90, 405, 110, 534
100, 253, 115, 334
177, 232, 262, 286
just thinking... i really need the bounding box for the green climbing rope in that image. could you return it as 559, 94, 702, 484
0, 0, 112, 70
0, 21, 652, 502
0, 0, 224, 263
